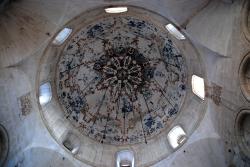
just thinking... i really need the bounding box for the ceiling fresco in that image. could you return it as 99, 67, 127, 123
56, 16, 187, 145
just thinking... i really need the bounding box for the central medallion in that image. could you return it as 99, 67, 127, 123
94, 47, 152, 102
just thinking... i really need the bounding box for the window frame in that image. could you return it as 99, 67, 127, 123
52, 27, 72, 45
191, 75, 205, 100
167, 125, 187, 149
116, 150, 134, 167
165, 23, 186, 40
39, 82, 52, 106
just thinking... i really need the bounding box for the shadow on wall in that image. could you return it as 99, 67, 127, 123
0, 124, 9, 167
235, 109, 250, 162
239, 53, 250, 102
0, 0, 10, 12
7, 147, 76, 167
242, 0, 250, 42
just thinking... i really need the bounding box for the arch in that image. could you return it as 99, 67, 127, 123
0, 124, 9, 166
235, 108, 250, 160
242, 0, 250, 42
239, 53, 250, 101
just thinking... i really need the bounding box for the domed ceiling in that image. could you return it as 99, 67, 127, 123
56, 16, 187, 145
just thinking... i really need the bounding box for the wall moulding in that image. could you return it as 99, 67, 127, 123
242, 0, 250, 42
239, 52, 250, 102
235, 108, 250, 160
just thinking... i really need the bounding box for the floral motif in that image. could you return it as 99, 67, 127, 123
93, 47, 153, 102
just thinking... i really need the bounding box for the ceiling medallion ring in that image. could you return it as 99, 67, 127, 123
93, 47, 153, 102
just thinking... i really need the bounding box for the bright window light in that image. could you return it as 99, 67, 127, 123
167, 125, 187, 149
165, 24, 186, 40
39, 82, 52, 105
52, 28, 72, 45
105, 7, 128, 14
116, 150, 134, 167
192, 75, 205, 100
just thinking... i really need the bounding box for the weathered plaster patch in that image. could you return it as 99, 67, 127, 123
18, 92, 32, 116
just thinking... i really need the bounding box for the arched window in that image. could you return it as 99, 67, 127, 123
165, 24, 186, 40
105, 7, 128, 14
116, 150, 134, 167
167, 125, 187, 149
39, 82, 52, 105
52, 28, 72, 45
191, 75, 205, 100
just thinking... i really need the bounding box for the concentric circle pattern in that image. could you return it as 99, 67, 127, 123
93, 47, 152, 102
56, 16, 187, 145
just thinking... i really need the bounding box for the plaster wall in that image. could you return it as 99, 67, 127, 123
186, 0, 240, 56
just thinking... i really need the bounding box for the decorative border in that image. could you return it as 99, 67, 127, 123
234, 108, 250, 160
239, 52, 250, 102
242, 0, 250, 42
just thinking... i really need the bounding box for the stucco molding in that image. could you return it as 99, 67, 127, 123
242, 0, 250, 43
234, 108, 250, 161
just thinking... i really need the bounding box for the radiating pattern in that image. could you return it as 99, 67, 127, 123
56, 16, 187, 145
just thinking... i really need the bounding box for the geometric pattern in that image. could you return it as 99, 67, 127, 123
56, 16, 187, 145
